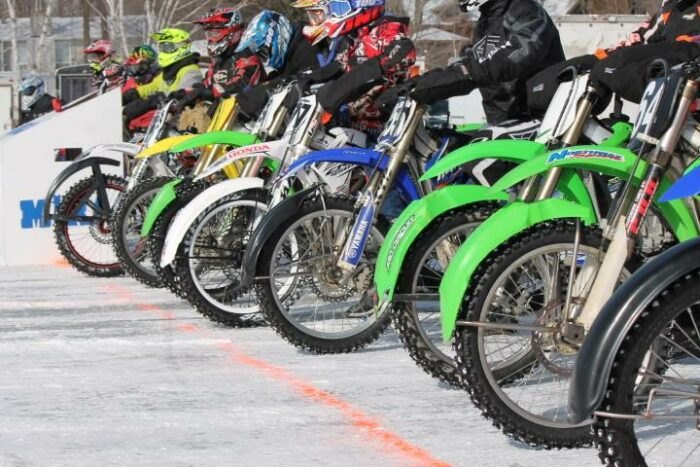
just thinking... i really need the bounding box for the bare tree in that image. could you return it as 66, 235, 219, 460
4, 0, 19, 80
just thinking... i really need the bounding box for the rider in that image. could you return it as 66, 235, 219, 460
407, 0, 565, 126
299, 0, 417, 137
590, 0, 700, 104
18, 75, 62, 125
83, 39, 120, 93
170, 7, 267, 114
123, 45, 159, 92
122, 28, 203, 123
528, 0, 700, 112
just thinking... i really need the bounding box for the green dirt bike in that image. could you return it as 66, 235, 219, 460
374, 70, 633, 388
441, 60, 700, 448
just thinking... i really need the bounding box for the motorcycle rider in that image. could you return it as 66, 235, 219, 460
122, 28, 203, 125
83, 39, 121, 93
18, 75, 62, 125
590, 0, 700, 104
123, 45, 159, 92
407, 0, 564, 126
528, 0, 700, 113
171, 7, 267, 114
299, 0, 417, 137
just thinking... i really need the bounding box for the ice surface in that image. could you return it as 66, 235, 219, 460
0, 266, 597, 466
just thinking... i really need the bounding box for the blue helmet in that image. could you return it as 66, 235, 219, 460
235, 10, 293, 74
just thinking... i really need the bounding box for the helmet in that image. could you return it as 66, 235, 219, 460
19, 75, 45, 110
150, 28, 193, 68
125, 45, 157, 77
235, 10, 293, 74
193, 7, 245, 57
292, 0, 385, 44
83, 39, 116, 67
458, 0, 492, 13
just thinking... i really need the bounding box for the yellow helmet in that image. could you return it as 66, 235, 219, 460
150, 28, 193, 68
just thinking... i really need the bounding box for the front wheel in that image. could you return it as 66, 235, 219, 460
594, 269, 700, 467
173, 190, 268, 327
111, 176, 172, 287
255, 195, 391, 353
53, 175, 127, 277
455, 220, 636, 448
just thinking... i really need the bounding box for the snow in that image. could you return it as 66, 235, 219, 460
0, 265, 598, 466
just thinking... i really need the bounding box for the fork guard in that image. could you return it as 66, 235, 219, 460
568, 237, 700, 423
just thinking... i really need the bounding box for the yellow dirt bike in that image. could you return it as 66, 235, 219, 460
110, 94, 257, 285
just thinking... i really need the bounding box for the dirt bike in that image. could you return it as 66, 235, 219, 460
569, 161, 700, 466
373, 69, 632, 387
110, 94, 253, 287
45, 99, 183, 276
236, 92, 540, 353
154, 81, 371, 326
443, 59, 700, 448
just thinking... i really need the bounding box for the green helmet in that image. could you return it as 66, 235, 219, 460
150, 28, 193, 68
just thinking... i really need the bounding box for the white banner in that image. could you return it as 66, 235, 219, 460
0, 89, 123, 266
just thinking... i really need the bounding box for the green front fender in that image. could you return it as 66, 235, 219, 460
141, 179, 181, 236
170, 131, 259, 153
421, 140, 547, 181
438, 198, 598, 342
491, 146, 647, 193
375, 185, 509, 305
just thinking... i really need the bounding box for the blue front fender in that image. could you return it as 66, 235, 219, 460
283, 148, 421, 201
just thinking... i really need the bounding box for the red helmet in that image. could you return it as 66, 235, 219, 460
83, 39, 116, 66
193, 8, 245, 57
292, 0, 385, 44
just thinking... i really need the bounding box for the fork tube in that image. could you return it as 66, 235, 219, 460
575, 78, 699, 331
536, 86, 598, 200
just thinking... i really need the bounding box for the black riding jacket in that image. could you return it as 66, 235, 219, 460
462, 0, 565, 123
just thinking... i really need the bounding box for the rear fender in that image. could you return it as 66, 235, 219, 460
374, 185, 509, 306
43, 157, 120, 223
160, 177, 266, 267
194, 140, 288, 182
136, 135, 195, 159
569, 238, 700, 423
170, 131, 259, 153
140, 179, 181, 236
439, 199, 597, 342
240, 185, 322, 288
420, 140, 547, 181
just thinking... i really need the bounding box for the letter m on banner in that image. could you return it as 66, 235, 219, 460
19, 196, 61, 229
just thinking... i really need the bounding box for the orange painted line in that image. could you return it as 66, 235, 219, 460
99, 283, 451, 467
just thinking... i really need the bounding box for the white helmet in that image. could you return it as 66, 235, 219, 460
458, 0, 492, 13
19, 75, 46, 110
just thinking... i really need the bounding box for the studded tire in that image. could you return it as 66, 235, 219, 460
593, 268, 700, 466
111, 176, 172, 288
53, 175, 127, 277
255, 195, 391, 353
455, 220, 603, 449
174, 189, 268, 328
391, 202, 500, 388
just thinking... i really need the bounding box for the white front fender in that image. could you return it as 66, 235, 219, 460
87, 142, 142, 159
160, 177, 266, 267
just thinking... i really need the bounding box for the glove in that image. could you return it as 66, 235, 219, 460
376, 79, 417, 114
174, 89, 203, 113
410, 66, 475, 105
379, 38, 414, 73
238, 85, 270, 120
